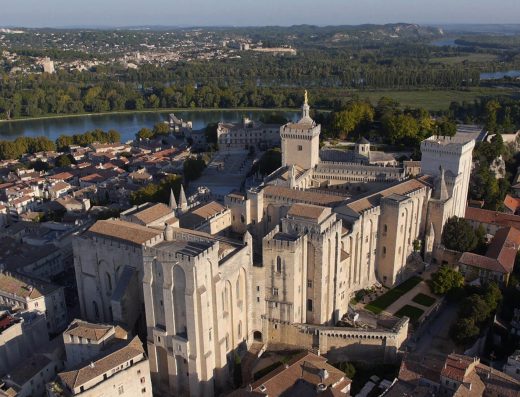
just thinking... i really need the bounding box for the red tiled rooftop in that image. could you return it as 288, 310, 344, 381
465, 207, 520, 229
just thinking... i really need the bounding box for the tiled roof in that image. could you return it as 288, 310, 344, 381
8, 354, 52, 385
180, 201, 228, 230
461, 226, 520, 275
486, 226, 520, 273
287, 203, 328, 221
248, 351, 349, 397
87, 219, 163, 245
347, 178, 428, 214
0, 272, 59, 300
59, 336, 144, 390
132, 203, 173, 225
465, 207, 520, 229
459, 252, 506, 273
475, 362, 520, 396
48, 181, 70, 192
49, 172, 74, 180
263, 186, 345, 207
191, 201, 227, 219
64, 320, 114, 342
441, 354, 476, 382
504, 194, 520, 213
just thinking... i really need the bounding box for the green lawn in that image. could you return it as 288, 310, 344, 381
394, 305, 425, 323
354, 88, 515, 111
365, 276, 422, 314
412, 293, 437, 307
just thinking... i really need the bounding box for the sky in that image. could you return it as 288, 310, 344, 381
1, 0, 520, 28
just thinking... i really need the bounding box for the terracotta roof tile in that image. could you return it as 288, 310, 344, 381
347, 178, 428, 214
132, 203, 173, 225
0, 272, 60, 300
504, 194, 520, 213
87, 219, 163, 245
263, 186, 345, 207
287, 203, 329, 221
465, 207, 520, 229
59, 336, 144, 390
64, 320, 115, 342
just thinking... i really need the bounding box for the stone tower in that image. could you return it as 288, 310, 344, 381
420, 135, 475, 218
355, 137, 371, 158
280, 91, 321, 170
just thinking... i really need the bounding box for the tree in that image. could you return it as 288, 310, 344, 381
56, 135, 74, 151
136, 127, 154, 140
31, 159, 51, 172
255, 148, 281, 176
441, 217, 478, 252
451, 317, 480, 345
483, 282, 501, 311
55, 154, 72, 168
484, 100, 501, 132
459, 294, 491, 323
332, 101, 374, 140
430, 265, 464, 295
130, 174, 182, 205
183, 157, 206, 183
153, 122, 170, 136
382, 113, 420, 145
436, 116, 457, 137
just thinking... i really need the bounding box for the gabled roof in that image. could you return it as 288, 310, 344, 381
465, 207, 520, 229
459, 227, 520, 275
247, 351, 349, 397
0, 272, 60, 300
504, 194, 520, 213
287, 203, 329, 222
347, 178, 428, 214
64, 319, 124, 342
58, 336, 144, 390
131, 203, 173, 225
87, 219, 163, 246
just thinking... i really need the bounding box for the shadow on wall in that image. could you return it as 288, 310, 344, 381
325, 344, 398, 364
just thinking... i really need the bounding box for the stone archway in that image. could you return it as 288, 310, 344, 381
253, 331, 263, 342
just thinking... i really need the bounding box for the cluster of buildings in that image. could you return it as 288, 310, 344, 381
1, 96, 520, 396
1, 29, 298, 77
66, 97, 518, 397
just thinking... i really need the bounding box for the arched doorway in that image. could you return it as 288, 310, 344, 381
253, 331, 263, 342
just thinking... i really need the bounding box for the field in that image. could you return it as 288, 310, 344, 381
412, 293, 437, 307
365, 276, 422, 314
353, 87, 515, 111
394, 305, 425, 322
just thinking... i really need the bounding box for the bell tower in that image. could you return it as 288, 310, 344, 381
280, 91, 321, 170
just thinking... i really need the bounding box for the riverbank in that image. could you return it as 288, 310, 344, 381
0, 108, 304, 142
0, 107, 301, 124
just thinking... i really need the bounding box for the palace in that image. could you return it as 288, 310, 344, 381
72, 95, 475, 396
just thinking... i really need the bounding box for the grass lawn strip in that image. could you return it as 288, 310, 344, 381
412, 293, 436, 307
394, 305, 425, 322
365, 276, 422, 314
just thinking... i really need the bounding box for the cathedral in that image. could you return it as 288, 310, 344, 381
72, 94, 475, 397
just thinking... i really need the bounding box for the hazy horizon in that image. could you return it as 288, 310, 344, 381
1, 0, 520, 28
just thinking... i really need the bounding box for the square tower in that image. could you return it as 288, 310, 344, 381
280, 94, 321, 170
420, 135, 475, 218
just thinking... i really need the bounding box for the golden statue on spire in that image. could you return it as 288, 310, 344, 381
304, 90, 308, 105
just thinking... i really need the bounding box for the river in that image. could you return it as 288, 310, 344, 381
480, 70, 520, 80
0, 110, 300, 142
